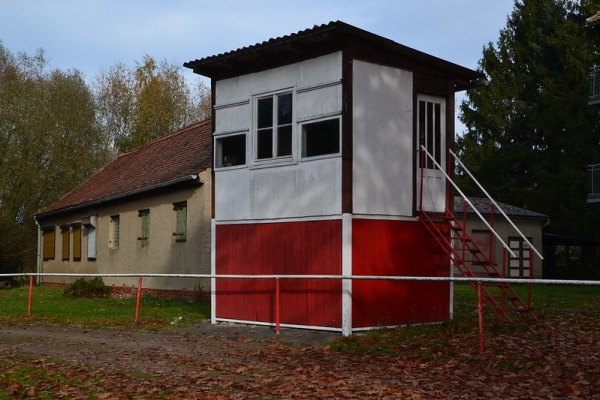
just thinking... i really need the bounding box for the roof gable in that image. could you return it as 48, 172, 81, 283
184, 21, 482, 90
36, 120, 212, 217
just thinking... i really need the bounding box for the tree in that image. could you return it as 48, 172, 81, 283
0, 41, 109, 272
95, 55, 210, 154
458, 0, 600, 239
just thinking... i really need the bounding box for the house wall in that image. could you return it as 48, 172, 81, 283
352, 60, 414, 217
37, 169, 212, 293
214, 52, 343, 221
460, 216, 544, 279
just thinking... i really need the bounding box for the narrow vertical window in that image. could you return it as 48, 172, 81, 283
72, 224, 82, 261
255, 91, 293, 160
173, 202, 187, 242
87, 226, 96, 260
138, 209, 150, 247
42, 227, 55, 261
110, 215, 120, 249
257, 97, 274, 159
276, 92, 293, 157
61, 226, 70, 261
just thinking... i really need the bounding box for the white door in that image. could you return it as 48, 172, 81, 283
417, 94, 446, 213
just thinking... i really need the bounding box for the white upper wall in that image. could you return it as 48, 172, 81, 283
214, 52, 343, 221
352, 60, 414, 217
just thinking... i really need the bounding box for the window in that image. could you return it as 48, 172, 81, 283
173, 202, 187, 242
138, 209, 150, 247
72, 224, 81, 261
508, 237, 533, 278
110, 215, 120, 249
256, 92, 293, 160
216, 134, 246, 167
42, 227, 55, 261
87, 226, 96, 260
61, 226, 70, 261
302, 118, 340, 158
418, 98, 442, 169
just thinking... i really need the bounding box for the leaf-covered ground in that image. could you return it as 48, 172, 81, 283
0, 311, 599, 399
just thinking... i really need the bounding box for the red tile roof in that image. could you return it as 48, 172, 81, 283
36, 119, 213, 217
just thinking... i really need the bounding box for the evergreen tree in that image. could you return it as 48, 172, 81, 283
458, 0, 600, 239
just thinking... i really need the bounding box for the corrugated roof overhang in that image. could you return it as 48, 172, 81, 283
184, 21, 482, 91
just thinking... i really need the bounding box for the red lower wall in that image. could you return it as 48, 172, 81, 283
215, 218, 450, 330
215, 220, 342, 328
352, 219, 450, 328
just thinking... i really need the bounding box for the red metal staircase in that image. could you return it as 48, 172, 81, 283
419, 208, 537, 323
418, 146, 539, 324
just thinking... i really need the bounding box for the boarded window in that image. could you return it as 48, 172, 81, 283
61, 226, 70, 261
42, 227, 55, 260
173, 202, 187, 242
139, 209, 150, 247
302, 118, 340, 157
72, 224, 81, 261
87, 226, 96, 260
110, 215, 120, 248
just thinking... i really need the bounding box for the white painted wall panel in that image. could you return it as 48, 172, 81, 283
352, 60, 414, 217
215, 52, 342, 107
214, 51, 344, 221
216, 158, 342, 220
215, 103, 250, 133
296, 84, 342, 121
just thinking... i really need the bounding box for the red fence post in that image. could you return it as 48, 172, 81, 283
134, 276, 143, 325
275, 277, 280, 334
27, 275, 34, 316
477, 282, 485, 353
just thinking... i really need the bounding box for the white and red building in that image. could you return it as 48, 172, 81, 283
184, 21, 482, 334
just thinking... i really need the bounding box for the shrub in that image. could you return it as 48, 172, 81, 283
63, 277, 111, 299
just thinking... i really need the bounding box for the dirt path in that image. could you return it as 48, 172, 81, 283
1, 319, 599, 399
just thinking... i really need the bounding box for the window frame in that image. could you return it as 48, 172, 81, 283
61, 225, 70, 261
87, 226, 96, 260
110, 215, 120, 249
138, 209, 150, 247
508, 236, 533, 278
252, 89, 295, 166
173, 202, 187, 242
72, 223, 82, 261
300, 116, 342, 160
215, 131, 247, 169
42, 227, 56, 261
417, 95, 444, 169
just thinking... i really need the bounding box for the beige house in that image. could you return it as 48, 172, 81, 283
454, 197, 548, 279
34, 120, 212, 295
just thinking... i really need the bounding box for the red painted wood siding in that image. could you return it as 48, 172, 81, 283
352, 219, 450, 328
216, 220, 342, 328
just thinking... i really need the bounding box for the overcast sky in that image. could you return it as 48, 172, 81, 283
0, 0, 516, 133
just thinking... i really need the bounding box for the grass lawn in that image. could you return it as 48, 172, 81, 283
1, 281, 596, 333
0, 285, 210, 328
332, 282, 600, 352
